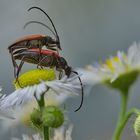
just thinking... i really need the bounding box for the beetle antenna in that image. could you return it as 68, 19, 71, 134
24, 20, 57, 38
28, 7, 60, 44
72, 71, 84, 112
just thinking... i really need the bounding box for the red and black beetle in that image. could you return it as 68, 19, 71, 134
8, 6, 61, 77
8, 6, 61, 52
13, 48, 84, 112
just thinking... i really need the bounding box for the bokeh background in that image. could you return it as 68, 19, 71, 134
0, 0, 140, 140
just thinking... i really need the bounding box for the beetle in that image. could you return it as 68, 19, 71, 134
13, 48, 84, 112
14, 48, 74, 79
8, 7, 61, 77
8, 6, 61, 51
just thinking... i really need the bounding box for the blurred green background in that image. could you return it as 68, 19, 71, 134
0, 0, 140, 140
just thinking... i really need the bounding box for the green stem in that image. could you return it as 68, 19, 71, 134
37, 94, 45, 108
112, 90, 129, 140
43, 127, 49, 140
113, 108, 140, 140
36, 93, 49, 140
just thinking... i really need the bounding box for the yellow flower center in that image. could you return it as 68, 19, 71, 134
105, 56, 120, 72
14, 69, 56, 89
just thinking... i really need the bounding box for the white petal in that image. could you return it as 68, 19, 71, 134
65, 124, 73, 140
46, 80, 79, 96
35, 83, 48, 100
0, 110, 15, 119
0, 89, 20, 109
54, 124, 73, 140
22, 86, 35, 104
32, 134, 42, 140
0, 86, 35, 109
128, 42, 140, 66
22, 134, 31, 140
76, 69, 102, 85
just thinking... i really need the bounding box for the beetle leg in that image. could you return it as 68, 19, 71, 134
37, 55, 50, 68
48, 44, 59, 54
25, 40, 30, 48
38, 45, 43, 63
37, 64, 43, 69
55, 57, 63, 79
37, 63, 44, 69
15, 55, 37, 87
15, 57, 25, 87
9, 50, 19, 79
49, 54, 55, 67
58, 70, 63, 79
12, 57, 18, 78
16, 53, 40, 79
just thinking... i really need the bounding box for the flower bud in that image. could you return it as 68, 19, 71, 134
42, 106, 64, 128
134, 115, 140, 138
30, 109, 43, 130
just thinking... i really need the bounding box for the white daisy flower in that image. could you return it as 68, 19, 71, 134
0, 69, 81, 110
78, 42, 140, 91
0, 69, 81, 130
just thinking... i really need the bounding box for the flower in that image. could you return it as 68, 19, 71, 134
0, 69, 81, 109
11, 124, 73, 140
0, 69, 81, 129
78, 42, 140, 91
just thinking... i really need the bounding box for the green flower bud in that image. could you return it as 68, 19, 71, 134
134, 115, 140, 138
30, 108, 43, 130
42, 106, 64, 128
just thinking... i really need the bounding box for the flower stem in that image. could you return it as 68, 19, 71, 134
43, 126, 49, 140
38, 94, 45, 108
112, 90, 128, 140
37, 93, 49, 140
